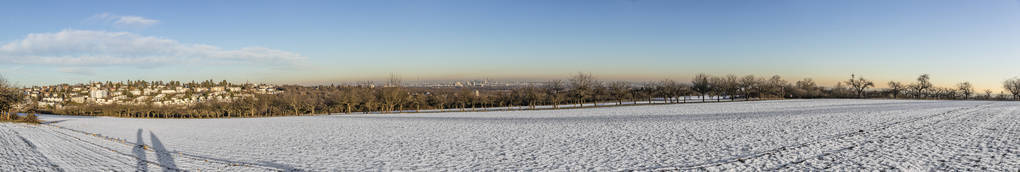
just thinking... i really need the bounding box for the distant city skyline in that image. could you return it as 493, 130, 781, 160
2, 0, 1018, 91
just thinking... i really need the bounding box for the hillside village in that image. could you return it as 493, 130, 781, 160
23, 80, 281, 109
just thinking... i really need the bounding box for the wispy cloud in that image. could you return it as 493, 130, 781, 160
0, 29, 307, 66
58, 67, 95, 75
114, 16, 159, 28
88, 13, 159, 28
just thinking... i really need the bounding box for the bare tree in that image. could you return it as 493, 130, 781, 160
591, 81, 606, 107
428, 92, 448, 112
569, 72, 595, 107
887, 81, 905, 99
709, 76, 726, 101
546, 80, 566, 109
0, 75, 25, 121
691, 74, 712, 102
956, 82, 973, 99
794, 78, 819, 98
514, 84, 544, 110
410, 93, 427, 112
633, 84, 653, 104
360, 88, 379, 113
346, 88, 365, 114
765, 75, 788, 98
456, 88, 473, 111
739, 75, 759, 100
846, 74, 874, 98
608, 81, 631, 105
932, 87, 955, 99
654, 80, 668, 103
381, 87, 405, 113
1005, 78, 1020, 100
659, 79, 682, 103
912, 74, 933, 98
722, 75, 739, 100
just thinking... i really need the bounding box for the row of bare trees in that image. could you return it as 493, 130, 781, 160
11, 73, 1020, 118
841, 74, 1020, 100
33, 73, 789, 118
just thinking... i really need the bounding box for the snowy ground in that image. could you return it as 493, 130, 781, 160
2, 99, 1018, 171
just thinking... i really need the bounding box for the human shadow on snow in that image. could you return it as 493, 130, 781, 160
133, 129, 148, 172
133, 129, 179, 171
150, 132, 178, 170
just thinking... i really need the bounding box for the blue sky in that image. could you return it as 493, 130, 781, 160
1, 0, 1018, 91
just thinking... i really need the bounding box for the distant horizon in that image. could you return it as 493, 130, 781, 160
8, 72, 1014, 93
2, 1, 1018, 92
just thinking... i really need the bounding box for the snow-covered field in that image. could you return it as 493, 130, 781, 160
3, 99, 1019, 171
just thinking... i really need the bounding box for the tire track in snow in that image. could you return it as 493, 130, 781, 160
11, 130, 65, 171
821, 103, 1020, 171
765, 103, 994, 170
20, 124, 185, 171
38, 123, 290, 171
649, 103, 991, 171
765, 103, 991, 170
926, 103, 1010, 170
0, 124, 63, 171
21, 124, 151, 170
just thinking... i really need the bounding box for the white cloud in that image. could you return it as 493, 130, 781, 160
0, 29, 307, 66
88, 13, 159, 28
114, 16, 159, 27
